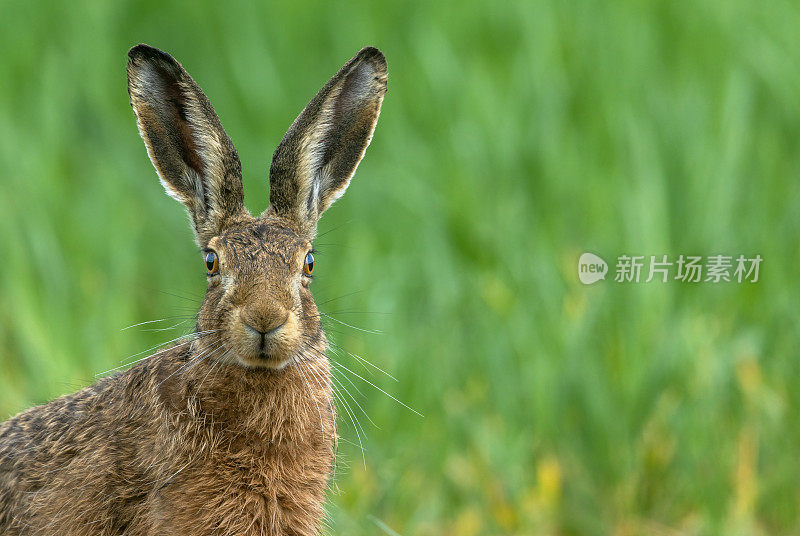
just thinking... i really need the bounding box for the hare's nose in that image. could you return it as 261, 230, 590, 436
241, 306, 289, 336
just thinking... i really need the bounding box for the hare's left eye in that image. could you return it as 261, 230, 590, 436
303, 252, 314, 276
205, 251, 219, 275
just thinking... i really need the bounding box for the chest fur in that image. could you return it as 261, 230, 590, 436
143, 364, 336, 536
149, 439, 333, 535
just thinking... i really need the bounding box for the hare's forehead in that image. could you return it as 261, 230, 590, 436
216, 221, 307, 261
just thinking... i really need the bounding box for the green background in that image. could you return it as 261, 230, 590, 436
1, 1, 799, 534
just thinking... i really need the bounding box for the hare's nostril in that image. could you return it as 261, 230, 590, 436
241, 311, 289, 337
266, 317, 288, 334
243, 322, 265, 337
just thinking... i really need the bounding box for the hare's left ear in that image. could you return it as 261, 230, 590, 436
266, 47, 387, 235
127, 44, 247, 245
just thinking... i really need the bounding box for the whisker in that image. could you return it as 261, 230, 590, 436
296, 348, 352, 470
298, 352, 337, 439
329, 358, 423, 417
181, 339, 227, 379
305, 310, 389, 317
315, 220, 351, 239
315, 290, 365, 307
120, 318, 175, 331
298, 344, 371, 444
330, 372, 377, 429
327, 340, 398, 382
318, 312, 381, 334
330, 352, 367, 398
190, 344, 229, 406
332, 379, 366, 468
155, 289, 205, 303
296, 362, 326, 442
137, 320, 194, 333
155, 339, 224, 388
95, 330, 220, 376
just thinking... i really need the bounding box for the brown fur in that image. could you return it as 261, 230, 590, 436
0, 44, 387, 535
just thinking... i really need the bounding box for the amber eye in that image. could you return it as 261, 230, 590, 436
205, 251, 219, 275
303, 252, 314, 276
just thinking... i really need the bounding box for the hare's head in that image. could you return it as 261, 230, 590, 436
127, 45, 386, 369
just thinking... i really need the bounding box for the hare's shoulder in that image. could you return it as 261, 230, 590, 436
0, 343, 189, 473
0, 345, 192, 534
0, 376, 114, 455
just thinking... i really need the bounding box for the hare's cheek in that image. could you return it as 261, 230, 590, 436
206, 279, 221, 290
197, 285, 226, 320
301, 309, 322, 335
298, 288, 315, 311
219, 273, 237, 292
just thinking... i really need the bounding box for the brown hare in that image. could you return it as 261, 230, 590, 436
0, 44, 387, 535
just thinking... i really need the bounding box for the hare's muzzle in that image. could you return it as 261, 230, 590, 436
234, 306, 300, 369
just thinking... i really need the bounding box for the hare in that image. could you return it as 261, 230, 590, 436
0, 44, 387, 535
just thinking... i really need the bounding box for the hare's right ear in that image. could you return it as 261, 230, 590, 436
127, 44, 247, 245
266, 47, 387, 236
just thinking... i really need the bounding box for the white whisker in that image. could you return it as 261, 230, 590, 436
319, 312, 381, 335
329, 358, 423, 417
94, 330, 219, 376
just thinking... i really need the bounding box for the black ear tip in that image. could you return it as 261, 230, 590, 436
357, 46, 387, 73
127, 44, 176, 66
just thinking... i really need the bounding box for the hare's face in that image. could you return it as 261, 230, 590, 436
127, 44, 386, 369
198, 217, 320, 369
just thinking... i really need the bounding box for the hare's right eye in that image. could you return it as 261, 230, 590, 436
303, 252, 314, 276
205, 251, 219, 275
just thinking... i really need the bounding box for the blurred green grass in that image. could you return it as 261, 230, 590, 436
1, 0, 800, 534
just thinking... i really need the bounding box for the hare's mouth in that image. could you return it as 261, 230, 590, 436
230, 313, 301, 369
256, 350, 294, 368
237, 349, 294, 370
236, 340, 296, 369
